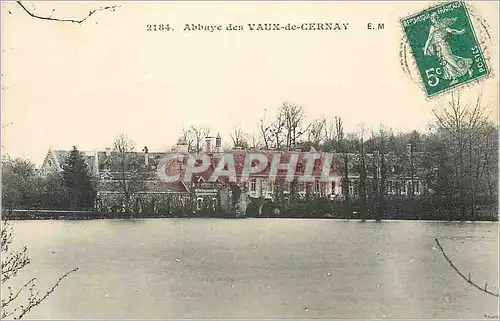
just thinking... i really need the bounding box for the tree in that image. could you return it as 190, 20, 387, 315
1, 156, 74, 211
229, 126, 249, 149
1, 220, 77, 319
269, 110, 285, 150
61, 146, 96, 210
376, 128, 389, 221
422, 128, 454, 212
368, 131, 380, 217
190, 125, 211, 153
258, 102, 310, 151
176, 125, 211, 153
321, 118, 340, 152
354, 124, 368, 219
1, 157, 24, 210
481, 123, 498, 201
336, 117, 350, 201
432, 91, 496, 219
40, 172, 71, 210
259, 108, 284, 150
280, 102, 310, 149
177, 127, 196, 152
112, 134, 149, 212
249, 134, 263, 149
1, 157, 37, 210
259, 110, 272, 150
307, 117, 326, 149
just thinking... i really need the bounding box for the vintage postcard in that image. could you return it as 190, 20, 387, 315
1, 1, 498, 319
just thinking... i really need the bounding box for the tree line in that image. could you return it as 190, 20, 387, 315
2, 92, 497, 221
179, 93, 498, 220
2, 146, 96, 211
2, 134, 152, 213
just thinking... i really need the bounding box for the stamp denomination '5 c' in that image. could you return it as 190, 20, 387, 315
401, 1, 489, 97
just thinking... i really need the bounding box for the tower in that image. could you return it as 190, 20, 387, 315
215, 133, 223, 152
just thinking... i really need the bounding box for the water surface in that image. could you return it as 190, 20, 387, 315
6, 219, 499, 319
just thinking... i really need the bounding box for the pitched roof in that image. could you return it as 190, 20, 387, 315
47, 148, 427, 182
52, 150, 98, 173
171, 150, 343, 182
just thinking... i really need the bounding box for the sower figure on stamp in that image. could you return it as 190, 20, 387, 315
423, 12, 473, 86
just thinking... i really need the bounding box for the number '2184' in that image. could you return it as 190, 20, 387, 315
146, 24, 172, 31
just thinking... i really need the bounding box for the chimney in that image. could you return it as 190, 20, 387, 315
176, 139, 188, 153
143, 146, 149, 166
105, 148, 111, 156
215, 133, 223, 153
206, 136, 212, 153
216, 133, 221, 148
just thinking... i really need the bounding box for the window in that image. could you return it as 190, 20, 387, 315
331, 181, 336, 193
315, 181, 320, 194
298, 182, 305, 192
268, 180, 274, 193
48, 160, 52, 166
251, 178, 256, 192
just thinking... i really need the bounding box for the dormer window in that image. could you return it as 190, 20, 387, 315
48, 160, 52, 166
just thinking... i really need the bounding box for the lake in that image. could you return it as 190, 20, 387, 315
4, 219, 499, 319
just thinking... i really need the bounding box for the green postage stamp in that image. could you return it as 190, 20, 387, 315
401, 1, 489, 97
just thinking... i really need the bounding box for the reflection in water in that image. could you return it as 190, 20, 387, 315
6, 219, 499, 319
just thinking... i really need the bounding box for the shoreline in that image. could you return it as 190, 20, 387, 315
2, 210, 498, 222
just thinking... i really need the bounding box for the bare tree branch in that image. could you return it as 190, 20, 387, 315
229, 126, 249, 149
307, 118, 326, 147
249, 134, 262, 149
111, 134, 150, 212
259, 111, 271, 150
15, 268, 78, 320
1, 220, 78, 319
16, 1, 118, 24
435, 237, 498, 297
190, 125, 211, 153
1, 278, 35, 310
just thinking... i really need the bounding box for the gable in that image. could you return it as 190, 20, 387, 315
40, 150, 61, 175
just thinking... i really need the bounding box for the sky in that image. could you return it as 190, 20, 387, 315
1, 1, 498, 165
